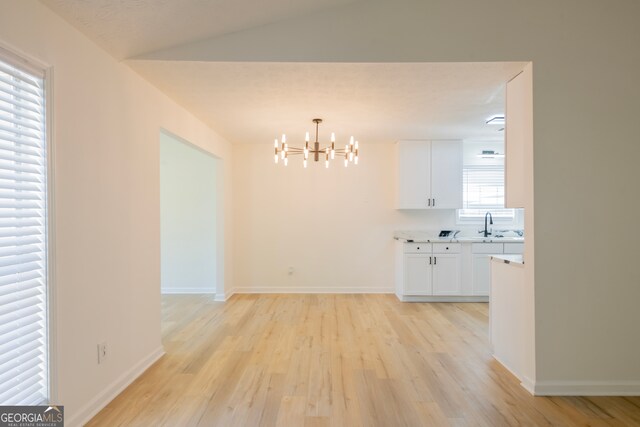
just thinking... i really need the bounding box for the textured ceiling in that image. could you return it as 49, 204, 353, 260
39, 2, 525, 146
40, 0, 359, 59
128, 61, 526, 144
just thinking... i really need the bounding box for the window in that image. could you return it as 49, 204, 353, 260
0, 53, 49, 404
457, 164, 515, 222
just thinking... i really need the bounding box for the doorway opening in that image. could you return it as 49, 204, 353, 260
159, 130, 219, 295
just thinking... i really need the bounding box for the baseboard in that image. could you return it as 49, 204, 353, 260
397, 295, 489, 302
533, 380, 640, 396
492, 355, 537, 397
215, 288, 235, 301
66, 346, 165, 427
520, 376, 536, 395
233, 287, 394, 294
161, 287, 216, 294
492, 354, 523, 384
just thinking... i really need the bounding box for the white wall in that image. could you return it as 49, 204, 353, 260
160, 132, 218, 294
215, 0, 640, 393
0, 1, 233, 424
233, 142, 516, 293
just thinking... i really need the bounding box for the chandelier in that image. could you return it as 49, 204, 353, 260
274, 118, 359, 168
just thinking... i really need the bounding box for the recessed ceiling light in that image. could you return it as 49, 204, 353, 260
486, 115, 505, 125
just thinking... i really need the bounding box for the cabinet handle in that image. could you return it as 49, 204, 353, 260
432, 198, 435, 207
429, 256, 432, 265
434, 256, 437, 265
427, 198, 431, 207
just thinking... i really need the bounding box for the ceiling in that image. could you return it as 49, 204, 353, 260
128, 61, 525, 144
40, 1, 525, 146
41, 0, 360, 59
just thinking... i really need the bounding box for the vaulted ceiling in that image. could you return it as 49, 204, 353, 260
40, 0, 525, 145
41, 0, 360, 59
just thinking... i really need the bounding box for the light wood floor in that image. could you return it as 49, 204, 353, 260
88, 294, 640, 426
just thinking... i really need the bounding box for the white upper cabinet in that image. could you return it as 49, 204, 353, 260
505, 64, 533, 208
396, 140, 462, 209
397, 141, 431, 208
430, 140, 463, 209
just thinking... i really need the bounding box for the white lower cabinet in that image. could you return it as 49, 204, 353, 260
403, 254, 433, 295
471, 243, 504, 296
432, 253, 461, 295
396, 240, 524, 301
399, 243, 462, 299
471, 254, 492, 295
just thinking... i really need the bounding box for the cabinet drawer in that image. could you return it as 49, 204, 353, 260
503, 243, 524, 254
432, 243, 461, 253
471, 243, 504, 254
404, 243, 431, 253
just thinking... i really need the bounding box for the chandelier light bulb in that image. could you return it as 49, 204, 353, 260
274, 138, 278, 148
349, 136, 354, 146
331, 149, 335, 159
305, 132, 310, 142
355, 156, 358, 165
331, 132, 335, 143
344, 158, 348, 167
303, 159, 308, 168
281, 134, 286, 143
349, 151, 354, 161
284, 143, 288, 152
284, 153, 288, 166
281, 151, 285, 160
355, 140, 359, 150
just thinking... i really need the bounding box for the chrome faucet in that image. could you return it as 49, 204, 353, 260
480, 212, 493, 237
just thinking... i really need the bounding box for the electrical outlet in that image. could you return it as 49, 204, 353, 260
97, 342, 108, 364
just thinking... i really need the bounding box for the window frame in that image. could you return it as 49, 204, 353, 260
0, 43, 56, 405
456, 162, 517, 225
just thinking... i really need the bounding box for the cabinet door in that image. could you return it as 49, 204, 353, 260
430, 140, 462, 209
397, 141, 431, 209
432, 253, 461, 295
404, 254, 432, 295
472, 254, 492, 296
505, 64, 532, 208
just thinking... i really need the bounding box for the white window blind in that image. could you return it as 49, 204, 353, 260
0, 56, 48, 405
458, 165, 515, 221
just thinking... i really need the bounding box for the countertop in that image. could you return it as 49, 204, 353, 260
491, 254, 524, 266
394, 231, 524, 244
